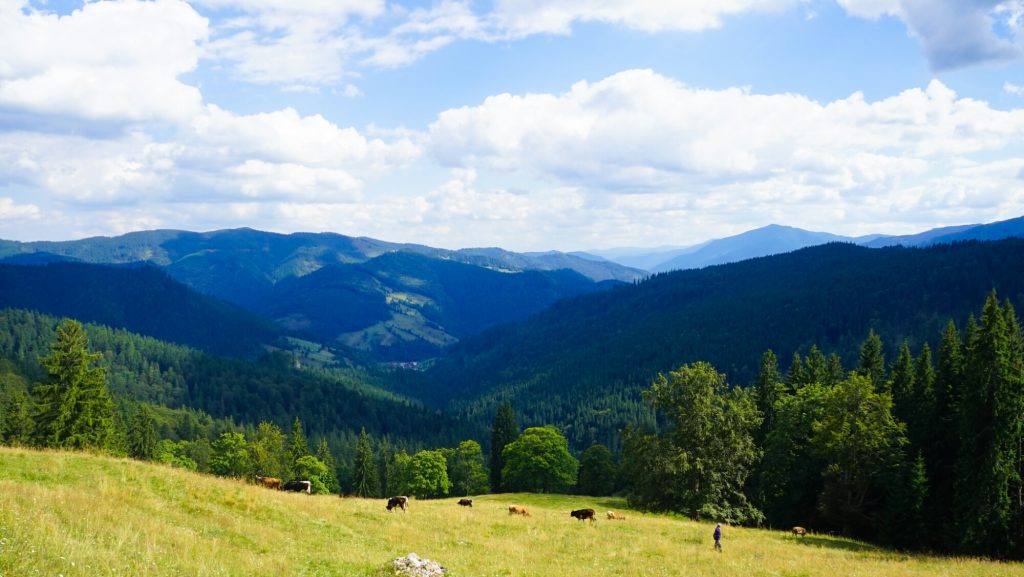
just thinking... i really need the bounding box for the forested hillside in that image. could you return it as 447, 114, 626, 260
0, 309, 475, 446
0, 262, 278, 357
422, 240, 1024, 449
259, 251, 611, 359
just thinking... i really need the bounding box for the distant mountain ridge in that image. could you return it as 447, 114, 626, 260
0, 229, 628, 360
589, 215, 1024, 272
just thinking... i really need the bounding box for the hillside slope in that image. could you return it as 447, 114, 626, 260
423, 239, 1024, 448
650, 224, 850, 272
0, 262, 278, 357
259, 251, 610, 360
0, 448, 1010, 577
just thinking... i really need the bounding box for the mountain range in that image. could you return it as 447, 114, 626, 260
0, 229, 636, 360
587, 215, 1024, 273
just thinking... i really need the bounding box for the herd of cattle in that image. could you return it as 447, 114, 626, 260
253, 476, 810, 535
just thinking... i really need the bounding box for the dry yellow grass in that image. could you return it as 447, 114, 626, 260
1, 446, 1022, 577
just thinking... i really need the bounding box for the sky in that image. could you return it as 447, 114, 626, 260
1, 0, 1023, 251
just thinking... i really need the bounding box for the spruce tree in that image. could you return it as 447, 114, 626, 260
805, 345, 828, 385
857, 329, 887, 390
2, 389, 33, 447
33, 319, 116, 451
353, 428, 380, 497
754, 349, 783, 441
953, 293, 1024, 556
825, 353, 845, 387
890, 340, 916, 431
786, 351, 807, 390
287, 416, 309, 480
910, 343, 936, 453
490, 401, 519, 492
127, 405, 157, 460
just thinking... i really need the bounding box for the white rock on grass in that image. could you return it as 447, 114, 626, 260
393, 553, 447, 577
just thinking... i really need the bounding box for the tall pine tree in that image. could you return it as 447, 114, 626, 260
33, 320, 116, 451
953, 293, 1024, 556
353, 428, 380, 497
490, 401, 519, 492
857, 329, 887, 391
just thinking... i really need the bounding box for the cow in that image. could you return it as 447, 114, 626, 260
255, 475, 282, 490
387, 496, 409, 511
281, 480, 312, 494
606, 511, 626, 520
458, 498, 473, 507
791, 526, 807, 536
571, 508, 596, 522
508, 505, 531, 516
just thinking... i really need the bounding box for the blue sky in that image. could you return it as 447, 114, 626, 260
1, 0, 1023, 251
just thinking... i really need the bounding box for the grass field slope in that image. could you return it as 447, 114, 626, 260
0, 448, 1019, 577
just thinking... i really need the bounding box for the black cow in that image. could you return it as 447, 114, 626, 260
387, 496, 409, 511
281, 480, 312, 494
571, 508, 596, 521
458, 498, 473, 507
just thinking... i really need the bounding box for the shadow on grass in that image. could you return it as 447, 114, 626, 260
789, 535, 879, 553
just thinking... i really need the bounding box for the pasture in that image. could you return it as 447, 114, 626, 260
0, 447, 1021, 577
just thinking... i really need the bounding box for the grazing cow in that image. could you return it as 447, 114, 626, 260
458, 498, 473, 507
508, 505, 531, 517
606, 511, 626, 520
255, 475, 282, 490
281, 480, 312, 494
571, 508, 596, 522
387, 496, 409, 511
792, 526, 807, 536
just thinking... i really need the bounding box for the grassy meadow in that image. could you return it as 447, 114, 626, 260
0, 447, 1022, 577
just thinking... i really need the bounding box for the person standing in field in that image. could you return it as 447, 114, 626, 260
713, 523, 722, 552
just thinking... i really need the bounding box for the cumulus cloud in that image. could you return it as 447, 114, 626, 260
1007, 81, 1024, 96
838, 0, 1022, 70
430, 70, 1024, 192
424, 69, 1024, 246
0, 197, 41, 221
0, 0, 207, 123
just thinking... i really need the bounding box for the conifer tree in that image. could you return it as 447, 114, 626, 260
910, 344, 936, 452
754, 349, 783, 440
33, 319, 116, 451
490, 401, 519, 492
353, 428, 380, 497
2, 389, 33, 447
890, 340, 916, 430
825, 353, 845, 387
857, 329, 887, 390
786, 351, 807, 390
287, 416, 309, 479
127, 405, 157, 460
953, 293, 1024, 556
805, 345, 829, 385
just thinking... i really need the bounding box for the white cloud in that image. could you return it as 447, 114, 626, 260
0, 0, 207, 123
838, 0, 1022, 70
1006, 81, 1024, 96
0, 197, 41, 221
488, 0, 798, 37
430, 70, 1024, 194
424, 70, 1024, 246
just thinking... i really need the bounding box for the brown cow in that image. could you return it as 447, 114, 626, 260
791, 526, 807, 536
606, 511, 626, 520
571, 508, 596, 522
255, 475, 282, 490
508, 505, 531, 516
387, 496, 409, 511
458, 498, 473, 507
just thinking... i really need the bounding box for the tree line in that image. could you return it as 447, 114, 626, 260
622, 291, 1024, 558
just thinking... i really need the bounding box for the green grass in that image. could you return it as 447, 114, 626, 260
1, 447, 1022, 577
